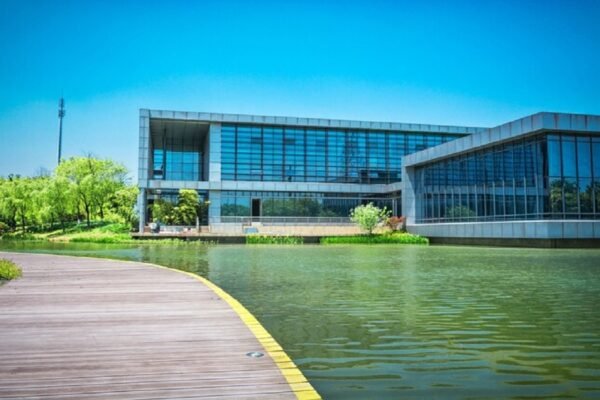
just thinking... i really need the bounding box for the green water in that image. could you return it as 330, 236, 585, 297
2, 241, 600, 399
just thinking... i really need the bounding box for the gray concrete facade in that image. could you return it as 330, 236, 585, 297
402, 112, 600, 240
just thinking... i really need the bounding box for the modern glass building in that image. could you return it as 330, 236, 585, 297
137, 110, 480, 232
403, 112, 600, 242
138, 110, 600, 241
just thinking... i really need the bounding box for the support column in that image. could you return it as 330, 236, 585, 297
402, 166, 417, 226
208, 123, 221, 183
208, 190, 222, 226
137, 109, 151, 233
208, 123, 222, 225
138, 188, 147, 233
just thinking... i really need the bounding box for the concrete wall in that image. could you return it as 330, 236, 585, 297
407, 220, 600, 239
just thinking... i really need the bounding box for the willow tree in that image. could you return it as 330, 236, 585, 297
56, 156, 128, 227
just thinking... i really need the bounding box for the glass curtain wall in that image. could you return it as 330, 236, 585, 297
152, 133, 202, 181
221, 124, 461, 184
220, 191, 400, 220
415, 133, 600, 223
146, 189, 209, 225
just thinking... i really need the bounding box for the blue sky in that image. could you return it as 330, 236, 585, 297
1, 0, 599, 179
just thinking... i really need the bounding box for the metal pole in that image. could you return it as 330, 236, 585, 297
57, 98, 65, 164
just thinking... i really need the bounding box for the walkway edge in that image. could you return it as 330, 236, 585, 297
146, 263, 322, 400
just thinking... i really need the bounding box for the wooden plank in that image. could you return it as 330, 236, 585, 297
0, 252, 299, 400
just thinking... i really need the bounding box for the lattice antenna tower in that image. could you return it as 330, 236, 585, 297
57, 97, 66, 164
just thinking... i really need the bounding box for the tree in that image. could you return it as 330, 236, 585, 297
152, 199, 176, 224
350, 203, 390, 235
174, 189, 199, 225
56, 156, 128, 227
151, 190, 199, 226
92, 159, 128, 220
109, 185, 139, 226
12, 177, 34, 231
42, 176, 76, 232
0, 177, 18, 228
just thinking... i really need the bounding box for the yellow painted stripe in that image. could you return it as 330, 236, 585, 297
148, 263, 322, 400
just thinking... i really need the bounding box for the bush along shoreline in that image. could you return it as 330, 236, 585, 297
321, 232, 429, 245
246, 235, 304, 245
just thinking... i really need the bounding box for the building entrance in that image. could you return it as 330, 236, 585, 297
251, 199, 261, 221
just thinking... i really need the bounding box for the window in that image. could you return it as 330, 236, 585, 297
415, 133, 600, 223
220, 124, 465, 184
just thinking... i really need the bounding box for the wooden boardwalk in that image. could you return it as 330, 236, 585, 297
0, 252, 320, 400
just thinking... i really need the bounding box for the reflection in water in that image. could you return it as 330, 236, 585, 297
1, 241, 599, 399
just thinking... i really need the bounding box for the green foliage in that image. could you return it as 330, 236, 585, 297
152, 199, 176, 224
0, 259, 22, 280
0, 232, 39, 241
69, 233, 131, 243
56, 156, 129, 227
350, 203, 391, 234
246, 235, 304, 245
174, 189, 199, 225
108, 185, 139, 226
41, 175, 75, 231
321, 232, 429, 245
152, 189, 200, 225
96, 223, 131, 234
0, 221, 10, 235
132, 238, 215, 246
0, 176, 43, 231
0, 156, 135, 234
445, 205, 476, 219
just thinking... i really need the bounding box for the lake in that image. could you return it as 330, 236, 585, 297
1, 241, 599, 399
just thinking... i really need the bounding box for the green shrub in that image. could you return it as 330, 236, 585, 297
1, 232, 39, 241
246, 235, 304, 245
69, 234, 131, 244
321, 232, 428, 245
0, 259, 22, 280
0, 222, 10, 236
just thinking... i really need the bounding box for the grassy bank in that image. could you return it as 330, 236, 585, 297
1, 223, 214, 245
321, 232, 429, 245
0, 259, 22, 280
246, 235, 304, 245
57, 223, 133, 243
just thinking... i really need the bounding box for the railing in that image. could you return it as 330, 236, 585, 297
154, 225, 198, 233
220, 216, 352, 225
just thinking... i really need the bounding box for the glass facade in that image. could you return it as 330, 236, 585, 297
221, 124, 462, 184
152, 132, 203, 181
415, 133, 600, 223
146, 189, 209, 225
221, 191, 400, 219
